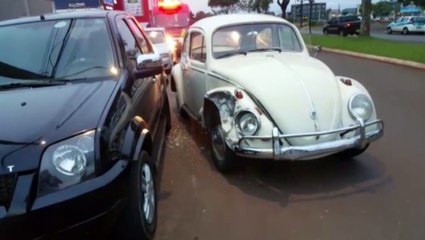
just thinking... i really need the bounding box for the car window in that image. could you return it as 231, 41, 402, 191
146, 30, 166, 44
212, 23, 302, 59
189, 31, 206, 62
416, 17, 425, 24
256, 28, 273, 49
0, 18, 115, 81
278, 25, 302, 51
116, 19, 142, 58
127, 19, 154, 54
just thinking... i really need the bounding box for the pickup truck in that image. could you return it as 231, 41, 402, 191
323, 15, 361, 36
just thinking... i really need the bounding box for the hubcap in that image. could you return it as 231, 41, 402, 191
211, 126, 226, 162
141, 164, 155, 224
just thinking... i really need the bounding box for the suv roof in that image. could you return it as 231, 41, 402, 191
0, 10, 126, 26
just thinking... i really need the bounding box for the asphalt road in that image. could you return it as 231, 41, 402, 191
156, 53, 425, 240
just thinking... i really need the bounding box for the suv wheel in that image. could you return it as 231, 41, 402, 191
117, 151, 157, 240
386, 27, 392, 34
323, 28, 328, 35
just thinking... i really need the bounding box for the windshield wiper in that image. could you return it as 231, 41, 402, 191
0, 80, 67, 90
216, 51, 247, 59
56, 66, 108, 80
246, 48, 282, 53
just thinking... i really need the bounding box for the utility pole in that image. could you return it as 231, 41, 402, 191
309, 0, 314, 34
361, 0, 371, 36
23, 0, 30, 16
300, 0, 304, 27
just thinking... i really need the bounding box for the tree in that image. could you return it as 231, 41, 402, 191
193, 11, 209, 22
398, 0, 425, 8
373, 1, 394, 17
277, 0, 290, 18
208, 0, 239, 13
360, 0, 372, 36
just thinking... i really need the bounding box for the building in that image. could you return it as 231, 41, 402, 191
290, 2, 326, 22
0, 0, 52, 21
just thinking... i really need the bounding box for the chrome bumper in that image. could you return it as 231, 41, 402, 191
234, 119, 384, 160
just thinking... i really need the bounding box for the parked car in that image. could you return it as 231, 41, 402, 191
0, 10, 171, 239
387, 16, 425, 35
171, 14, 384, 173
145, 27, 176, 74
323, 15, 361, 36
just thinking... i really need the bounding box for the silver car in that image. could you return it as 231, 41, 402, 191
145, 27, 175, 74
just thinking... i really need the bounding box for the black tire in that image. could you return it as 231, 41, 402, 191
387, 27, 392, 34
335, 144, 369, 160
342, 31, 348, 37
323, 28, 328, 35
117, 151, 157, 240
163, 94, 171, 133
402, 27, 409, 35
210, 124, 237, 173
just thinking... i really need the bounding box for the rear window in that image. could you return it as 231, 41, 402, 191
146, 30, 166, 44
342, 16, 359, 22
0, 18, 115, 81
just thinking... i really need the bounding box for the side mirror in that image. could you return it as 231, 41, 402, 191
313, 45, 322, 57
133, 53, 163, 78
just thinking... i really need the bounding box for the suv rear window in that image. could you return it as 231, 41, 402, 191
342, 16, 359, 22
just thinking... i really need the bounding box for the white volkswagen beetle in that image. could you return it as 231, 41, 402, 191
171, 14, 384, 172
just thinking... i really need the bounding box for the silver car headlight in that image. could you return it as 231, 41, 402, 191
349, 94, 373, 120
236, 111, 260, 136
38, 130, 96, 196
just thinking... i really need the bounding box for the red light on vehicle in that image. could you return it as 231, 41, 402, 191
346, 23, 351, 27
234, 89, 243, 99
158, 0, 181, 10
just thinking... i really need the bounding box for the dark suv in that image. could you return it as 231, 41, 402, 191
323, 15, 361, 36
0, 11, 170, 239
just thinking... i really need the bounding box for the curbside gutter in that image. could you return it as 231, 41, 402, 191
320, 47, 425, 71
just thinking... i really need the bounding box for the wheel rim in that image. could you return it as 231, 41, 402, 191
387, 28, 391, 34
141, 163, 155, 224
211, 126, 226, 162
403, 28, 407, 34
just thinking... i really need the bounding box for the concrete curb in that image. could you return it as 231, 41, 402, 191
320, 47, 425, 71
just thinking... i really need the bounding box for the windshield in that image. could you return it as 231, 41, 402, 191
152, 13, 190, 28
212, 23, 303, 59
0, 18, 115, 83
146, 30, 166, 44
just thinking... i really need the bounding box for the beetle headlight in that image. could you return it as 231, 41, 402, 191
236, 111, 260, 136
38, 130, 95, 196
349, 94, 373, 120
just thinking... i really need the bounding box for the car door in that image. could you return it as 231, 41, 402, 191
115, 17, 161, 134
328, 18, 338, 33
181, 30, 207, 117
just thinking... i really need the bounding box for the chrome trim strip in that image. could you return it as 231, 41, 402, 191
239, 119, 382, 140
234, 119, 384, 161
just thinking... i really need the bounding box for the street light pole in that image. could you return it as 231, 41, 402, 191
300, 0, 303, 27
309, 0, 314, 34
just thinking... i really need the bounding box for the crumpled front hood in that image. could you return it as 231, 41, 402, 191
0, 80, 117, 173
210, 53, 342, 145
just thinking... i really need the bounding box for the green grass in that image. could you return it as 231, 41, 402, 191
306, 35, 425, 64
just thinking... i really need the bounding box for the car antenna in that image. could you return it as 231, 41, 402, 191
40, 15, 45, 20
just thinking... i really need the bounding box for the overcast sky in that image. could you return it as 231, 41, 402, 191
179, 0, 374, 14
